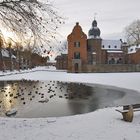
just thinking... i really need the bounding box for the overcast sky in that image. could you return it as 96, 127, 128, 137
53, 0, 140, 40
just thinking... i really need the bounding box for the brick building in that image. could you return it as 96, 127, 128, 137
67, 22, 87, 72
0, 48, 48, 71
55, 54, 68, 70
0, 48, 18, 71
56, 19, 140, 73
128, 45, 140, 64
66, 20, 127, 72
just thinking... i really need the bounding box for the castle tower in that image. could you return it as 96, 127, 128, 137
87, 19, 103, 64
88, 19, 101, 38
67, 22, 87, 72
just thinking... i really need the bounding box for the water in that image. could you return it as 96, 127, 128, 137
0, 80, 140, 118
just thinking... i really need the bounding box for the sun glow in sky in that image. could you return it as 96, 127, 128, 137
0, 27, 18, 43
2, 30, 13, 39
0, 27, 34, 47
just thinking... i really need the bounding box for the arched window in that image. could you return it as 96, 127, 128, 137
117, 58, 122, 64
109, 58, 115, 64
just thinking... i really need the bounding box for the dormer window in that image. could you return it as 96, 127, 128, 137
108, 45, 111, 48
114, 46, 117, 48
102, 45, 104, 48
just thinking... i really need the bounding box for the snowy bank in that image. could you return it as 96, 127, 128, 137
0, 69, 140, 140
0, 68, 140, 93
0, 107, 140, 140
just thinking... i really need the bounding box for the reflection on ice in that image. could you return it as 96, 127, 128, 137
0, 80, 140, 118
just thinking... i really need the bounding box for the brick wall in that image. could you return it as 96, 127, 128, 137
128, 49, 140, 64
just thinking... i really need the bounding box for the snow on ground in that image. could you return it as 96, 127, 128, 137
1, 108, 140, 140
0, 67, 140, 140
0, 66, 140, 92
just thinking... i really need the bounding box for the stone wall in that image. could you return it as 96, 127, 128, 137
81, 64, 140, 73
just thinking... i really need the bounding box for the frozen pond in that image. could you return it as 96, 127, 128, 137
0, 80, 140, 118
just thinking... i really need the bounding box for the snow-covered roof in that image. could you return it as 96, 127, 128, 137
88, 35, 101, 39
47, 60, 56, 63
11, 55, 16, 59
92, 52, 96, 54
1, 49, 9, 57
128, 45, 140, 54
61, 52, 67, 55
1, 49, 16, 59
107, 50, 123, 53
102, 40, 122, 50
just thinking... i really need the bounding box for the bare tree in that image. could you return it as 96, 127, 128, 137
0, 33, 6, 71
56, 40, 67, 55
0, 0, 64, 55
125, 19, 140, 45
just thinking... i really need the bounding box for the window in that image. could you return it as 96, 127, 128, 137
74, 41, 80, 47
117, 58, 123, 64
102, 45, 104, 48
114, 46, 117, 48
74, 52, 80, 59
109, 58, 115, 64
108, 45, 111, 48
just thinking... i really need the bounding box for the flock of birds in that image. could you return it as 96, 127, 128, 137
0, 80, 69, 104
0, 80, 89, 117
